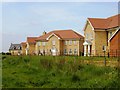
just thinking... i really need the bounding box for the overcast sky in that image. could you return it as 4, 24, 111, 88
1, 1, 119, 52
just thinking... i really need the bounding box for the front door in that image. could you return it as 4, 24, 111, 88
51, 47, 57, 56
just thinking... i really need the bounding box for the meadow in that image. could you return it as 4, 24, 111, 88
2, 55, 120, 88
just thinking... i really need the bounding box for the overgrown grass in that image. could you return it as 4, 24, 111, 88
2, 55, 120, 88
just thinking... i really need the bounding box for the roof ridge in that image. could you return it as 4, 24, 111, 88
88, 18, 106, 20
107, 14, 120, 19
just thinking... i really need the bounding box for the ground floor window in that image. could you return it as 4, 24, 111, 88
74, 49, 77, 54
69, 49, 72, 54
64, 49, 67, 54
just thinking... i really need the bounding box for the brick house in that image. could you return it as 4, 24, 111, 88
21, 37, 37, 55
109, 29, 120, 56
35, 30, 84, 56
83, 14, 120, 56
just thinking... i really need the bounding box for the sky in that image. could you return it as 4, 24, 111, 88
1, 1, 119, 52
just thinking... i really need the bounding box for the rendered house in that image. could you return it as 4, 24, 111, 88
21, 37, 37, 55
9, 43, 22, 55
35, 30, 84, 56
83, 14, 120, 56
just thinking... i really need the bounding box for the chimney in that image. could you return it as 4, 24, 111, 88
43, 31, 47, 35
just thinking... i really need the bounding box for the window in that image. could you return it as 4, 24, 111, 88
91, 33, 93, 40
64, 41, 67, 45
64, 49, 67, 54
42, 42, 46, 46
74, 49, 77, 54
86, 33, 89, 40
52, 40, 55, 45
69, 40, 72, 45
102, 46, 106, 51
38, 42, 41, 46
110, 32, 112, 38
74, 40, 77, 45
69, 49, 72, 54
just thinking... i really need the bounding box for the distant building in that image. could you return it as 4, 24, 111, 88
21, 29, 84, 56
9, 43, 22, 55
83, 14, 120, 56
21, 37, 37, 55
35, 29, 84, 56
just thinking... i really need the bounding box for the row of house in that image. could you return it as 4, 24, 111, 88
9, 14, 120, 56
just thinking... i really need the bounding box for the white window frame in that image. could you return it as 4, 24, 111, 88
91, 33, 93, 40
69, 40, 72, 45
69, 49, 72, 54
74, 49, 77, 54
64, 49, 67, 54
42, 42, 46, 46
38, 42, 41, 46
64, 41, 67, 45
86, 33, 89, 40
74, 40, 77, 45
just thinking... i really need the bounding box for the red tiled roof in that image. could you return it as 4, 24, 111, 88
36, 30, 84, 41
27, 37, 38, 43
21, 42, 26, 45
88, 14, 120, 29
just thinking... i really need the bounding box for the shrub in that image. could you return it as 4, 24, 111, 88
71, 73, 80, 82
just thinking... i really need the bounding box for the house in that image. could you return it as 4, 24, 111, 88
9, 43, 22, 55
35, 30, 84, 56
21, 37, 37, 55
21, 42, 26, 55
83, 14, 120, 56
109, 29, 120, 57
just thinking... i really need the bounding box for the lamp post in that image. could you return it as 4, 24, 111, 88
103, 46, 106, 66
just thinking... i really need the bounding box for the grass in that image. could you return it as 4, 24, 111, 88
2, 55, 120, 88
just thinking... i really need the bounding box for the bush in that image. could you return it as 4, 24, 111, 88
71, 73, 80, 82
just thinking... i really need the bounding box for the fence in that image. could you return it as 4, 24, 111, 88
88, 49, 120, 57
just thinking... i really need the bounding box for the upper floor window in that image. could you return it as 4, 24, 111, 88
64, 41, 67, 45
38, 42, 41, 46
69, 40, 72, 45
90, 33, 93, 40
73, 40, 77, 45
110, 32, 112, 38
86, 33, 89, 40
42, 42, 46, 46
52, 40, 55, 45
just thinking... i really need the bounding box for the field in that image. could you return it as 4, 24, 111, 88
2, 55, 120, 88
